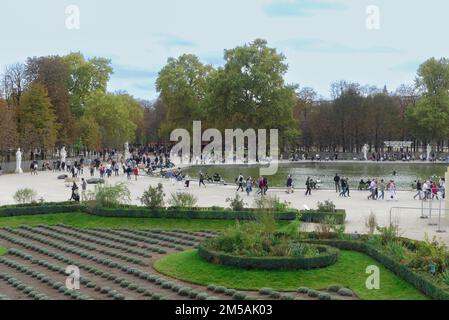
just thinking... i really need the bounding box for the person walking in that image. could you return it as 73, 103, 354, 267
344, 178, 350, 197
378, 179, 385, 200
413, 180, 422, 200
431, 182, 439, 200
199, 172, 206, 188
236, 174, 244, 192
334, 174, 341, 193
286, 175, 293, 194
263, 176, 268, 195
367, 179, 377, 200
69, 182, 80, 203
305, 177, 312, 196
133, 166, 139, 181
245, 177, 253, 196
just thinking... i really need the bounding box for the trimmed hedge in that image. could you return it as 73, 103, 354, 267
0, 202, 345, 224
198, 243, 339, 270
86, 206, 298, 221
0, 202, 81, 217
301, 238, 449, 300
300, 210, 346, 225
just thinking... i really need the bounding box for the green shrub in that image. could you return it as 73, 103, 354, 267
327, 284, 342, 292
207, 284, 216, 291
269, 291, 281, 299
232, 291, 247, 300
337, 288, 353, 297
87, 183, 131, 208
259, 288, 273, 295
139, 183, 165, 208
226, 194, 246, 211
297, 287, 309, 294
318, 293, 331, 300
196, 293, 208, 300
317, 200, 336, 213
307, 289, 319, 298
168, 192, 198, 208
280, 295, 294, 300
178, 287, 192, 296
254, 195, 291, 211
224, 289, 236, 296
13, 188, 38, 204
214, 286, 226, 294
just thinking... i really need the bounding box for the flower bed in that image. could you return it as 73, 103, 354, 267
198, 242, 339, 270
301, 237, 449, 300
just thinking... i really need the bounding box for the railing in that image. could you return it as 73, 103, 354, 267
389, 198, 448, 233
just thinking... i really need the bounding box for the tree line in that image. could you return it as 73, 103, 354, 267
1, 40, 449, 158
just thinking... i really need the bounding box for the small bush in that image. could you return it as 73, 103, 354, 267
297, 287, 309, 294
139, 183, 165, 208
232, 291, 247, 300
226, 194, 246, 211
87, 183, 131, 208
214, 286, 226, 294
317, 200, 336, 213
327, 284, 342, 292
307, 289, 319, 298
337, 288, 353, 297
318, 293, 331, 300
13, 188, 37, 204
259, 288, 273, 295
168, 192, 198, 208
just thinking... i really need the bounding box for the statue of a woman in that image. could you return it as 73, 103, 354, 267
15, 148, 23, 173
362, 144, 369, 161
124, 142, 131, 160
427, 144, 432, 161
60, 146, 67, 164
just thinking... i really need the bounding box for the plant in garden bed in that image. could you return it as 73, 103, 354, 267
87, 183, 131, 208
226, 194, 246, 211
139, 183, 165, 208
13, 188, 38, 204
254, 195, 291, 212
168, 192, 198, 208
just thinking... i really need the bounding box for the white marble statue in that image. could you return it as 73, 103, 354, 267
60, 146, 67, 164
124, 142, 131, 160
362, 144, 369, 161
427, 144, 432, 161
15, 148, 23, 173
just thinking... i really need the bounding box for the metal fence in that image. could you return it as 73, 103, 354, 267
389, 198, 448, 235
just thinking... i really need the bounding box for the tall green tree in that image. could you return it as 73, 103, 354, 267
84, 91, 143, 148
406, 58, 449, 143
63, 53, 113, 116
205, 39, 300, 146
18, 83, 58, 150
26, 56, 74, 145
156, 54, 213, 137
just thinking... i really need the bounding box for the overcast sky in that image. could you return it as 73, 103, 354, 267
1, 0, 447, 100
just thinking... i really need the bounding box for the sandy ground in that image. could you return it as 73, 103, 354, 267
0, 170, 448, 243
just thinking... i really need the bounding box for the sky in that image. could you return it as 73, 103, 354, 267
1, 0, 448, 100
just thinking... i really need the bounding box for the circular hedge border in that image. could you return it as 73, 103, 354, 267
198, 243, 339, 270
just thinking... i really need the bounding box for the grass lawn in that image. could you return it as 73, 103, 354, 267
154, 250, 428, 300
0, 247, 7, 256
0, 212, 270, 231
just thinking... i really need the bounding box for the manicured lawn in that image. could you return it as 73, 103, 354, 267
0, 212, 263, 231
0, 247, 7, 256
154, 250, 428, 300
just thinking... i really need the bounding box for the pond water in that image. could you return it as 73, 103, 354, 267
184, 162, 449, 190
